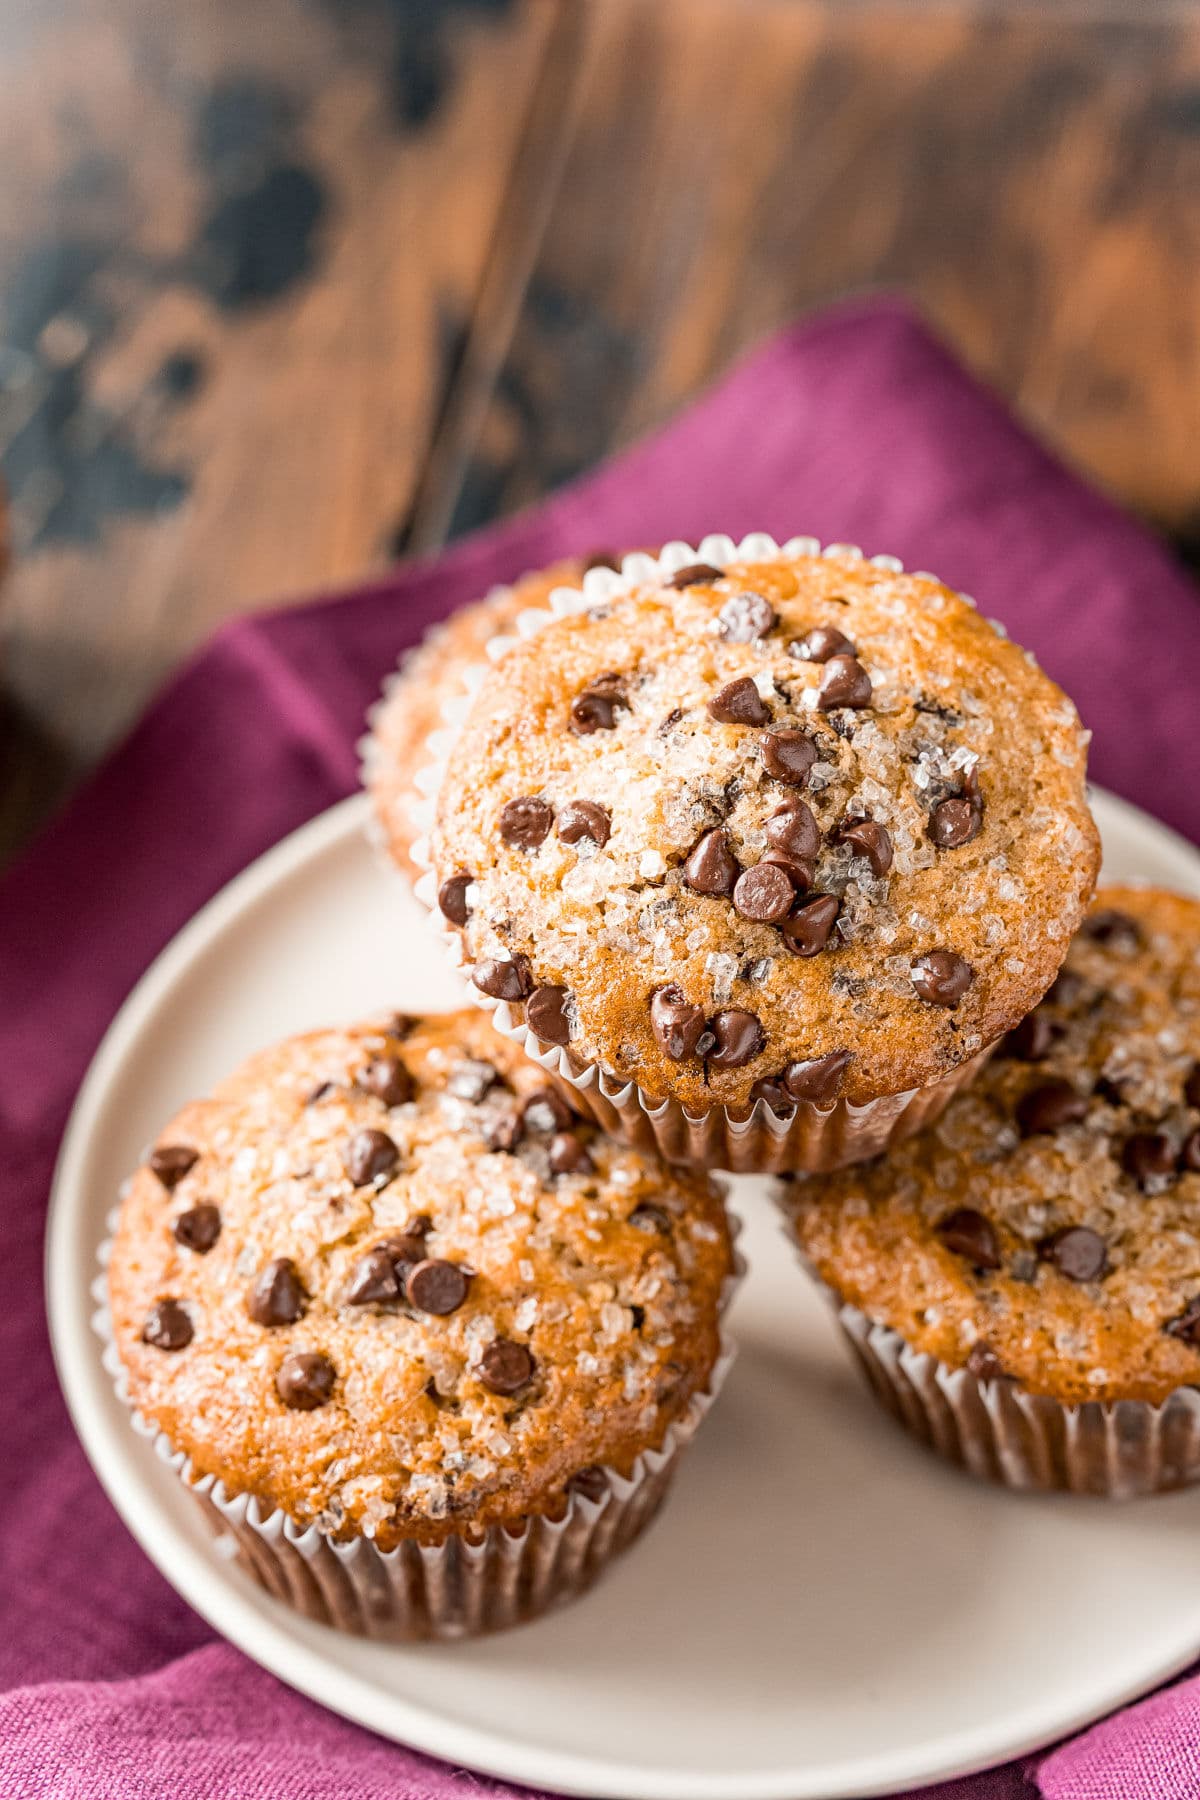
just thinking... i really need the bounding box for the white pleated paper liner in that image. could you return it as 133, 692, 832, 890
421, 979, 997, 1176
779, 1233, 1200, 1500
94, 1211, 742, 1641
357, 577, 522, 879
407, 533, 1003, 1174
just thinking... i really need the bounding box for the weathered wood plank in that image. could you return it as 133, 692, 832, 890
447, 0, 1200, 548
0, 0, 560, 861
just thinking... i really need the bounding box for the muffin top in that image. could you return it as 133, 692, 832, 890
108, 1009, 732, 1547
786, 886, 1200, 1405
429, 542, 1099, 1112
367, 557, 597, 879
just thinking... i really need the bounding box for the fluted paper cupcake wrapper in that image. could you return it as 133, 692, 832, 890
93, 1214, 741, 1640
358, 578, 521, 876
404, 532, 999, 1173
419, 970, 995, 1175
805, 1270, 1200, 1499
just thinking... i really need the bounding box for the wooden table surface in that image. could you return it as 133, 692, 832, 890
2, 0, 1199, 865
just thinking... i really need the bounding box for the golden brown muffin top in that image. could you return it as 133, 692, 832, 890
429, 544, 1099, 1112
367, 557, 599, 880
108, 1010, 732, 1547
786, 887, 1200, 1405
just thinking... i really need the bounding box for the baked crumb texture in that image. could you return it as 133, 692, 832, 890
787, 888, 1200, 1412
366, 557, 594, 880
108, 1010, 732, 1554
427, 541, 1100, 1126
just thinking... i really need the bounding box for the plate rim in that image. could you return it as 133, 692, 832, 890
46, 787, 1200, 1800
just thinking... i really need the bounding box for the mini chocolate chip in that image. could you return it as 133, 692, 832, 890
438, 872, 473, 926
911, 950, 974, 1007
372, 1220, 431, 1279
780, 893, 839, 956
816, 655, 872, 710
1185, 1064, 1200, 1109
718, 590, 777, 642
628, 1202, 671, 1233
650, 985, 707, 1061
149, 1145, 198, 1191
761, 849, 816, 892
1016, 1080, 1088, 1136
342, 1128, 400, 1187
173, 1204, 221, 1254
570, 688, 620, 734
668, 561, 723, 588
766, 797, 819, 859
707, 1008, 765, 1069
1164, 1297, 1200, 1345
249, 1257, 308, 1327
965, 1342, 1010, 1383
406, 1258, 470, 1316
447, 1059, 499, 1103
684, 828, 739, 896
584, 549, 620, 573
345, 1246, 403, 1306
1181, 1130, 1200, 1173
929, 796, 982, 849
558, 799, 611, 847
838, 817, 893, 877
549, 1131, 594, 1175
477, 1337, 535, 1395
1040, 1226, 1108, 1283
760, 728, 817, 786
499, 796, 553, 849
483, 1106, 523, 1152
520, 1085, 575, 1134
708, 675, 770, 726
1002, 1009, 1060, 1061
358, 1055, 414, 1107
472, 956, 533, 1001
142, 1299, 193, 1350
789, 625, 855, 663
937, 1209, 1001, 1270
276, 1351, 335, 1411
1083, 909, 1142, 952
733, 861, 796, 923
567, 1464, 609, 1501
784, 1050, 852, 1105
1122, 1132, 1177, 1188
526, 984, 572, 1046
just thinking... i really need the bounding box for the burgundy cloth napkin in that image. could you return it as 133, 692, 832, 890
3, 298, 1199, 1800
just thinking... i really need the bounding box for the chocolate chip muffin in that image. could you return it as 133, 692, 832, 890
365, 555, 609, 880
105, 1009, 734, 1637
782, 886, 1200, 1496
420, 536, 1099, 1172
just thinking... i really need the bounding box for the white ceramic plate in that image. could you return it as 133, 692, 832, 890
49, 788, 1200, 1800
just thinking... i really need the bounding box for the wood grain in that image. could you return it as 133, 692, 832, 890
2, 0, 1199, 865
0, 0, 557, 858
440, 0, 1200, 549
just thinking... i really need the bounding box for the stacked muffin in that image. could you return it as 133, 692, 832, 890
406, 538, 1099, 1170
107, 533, 1194, 1647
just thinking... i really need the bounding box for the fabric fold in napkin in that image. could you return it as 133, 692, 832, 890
2, 298, 1199, 1800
